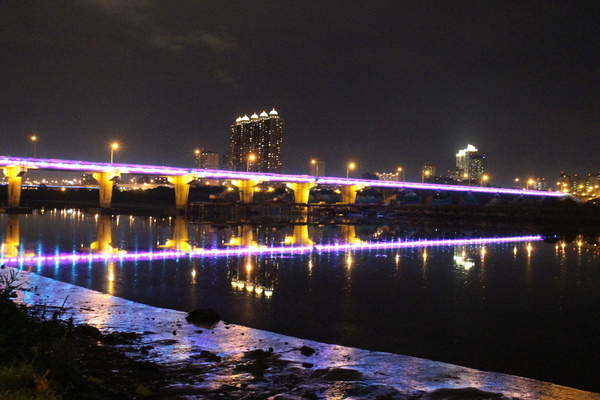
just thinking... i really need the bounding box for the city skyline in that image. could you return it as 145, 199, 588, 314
1, 2, 598, 186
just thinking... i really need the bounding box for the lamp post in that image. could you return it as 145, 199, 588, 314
110, 143, 119, 163
346, 162, 355, 179
247, 153, 256, 172
30, 136, 37, 157
481, 175, 489, 186
311, 159, 319, 177
397, 167, 404, 181
194, 149, 200, 168
527, 179, 535, 190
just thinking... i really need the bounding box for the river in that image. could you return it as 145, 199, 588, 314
1, 208, 599, 393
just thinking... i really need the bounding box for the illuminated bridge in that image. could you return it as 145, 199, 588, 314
0, 156, 566, 210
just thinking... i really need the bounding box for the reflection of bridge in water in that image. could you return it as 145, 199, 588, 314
1, 156, 566, 212
1, 211, 544, 297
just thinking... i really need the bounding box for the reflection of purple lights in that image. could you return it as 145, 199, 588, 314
1, 235, 542, 267
0, 156, 565, 197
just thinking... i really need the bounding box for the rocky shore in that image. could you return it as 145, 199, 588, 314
8, 268, 600, 400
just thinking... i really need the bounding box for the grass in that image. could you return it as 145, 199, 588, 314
0, 269, 71, 399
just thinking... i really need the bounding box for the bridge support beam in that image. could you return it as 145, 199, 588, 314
232, 179, 261, 203
339, 185, 360, 204
291, 224, 313, 246
3, 166, 27, 208
168, 174, 195, 210
2, 215, 20, 258
93, 171, 120, 209
340, 224, 362, 244
90, 215, 116, 253
286, 182, 314, 204
161, 216, 191, 252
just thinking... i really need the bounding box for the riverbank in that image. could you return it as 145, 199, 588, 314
4, 267, 598, 399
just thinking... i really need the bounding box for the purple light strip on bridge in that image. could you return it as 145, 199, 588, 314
1, 235, 542, 267
0, 156, 565, 197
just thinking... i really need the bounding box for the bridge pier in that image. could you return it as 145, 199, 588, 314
3, 166, 27, 207
291, 224, 313, 246
93, 171, 120, 209
286, 182, 314, 204
161, 216, 191, 252
232, 179, 262, 203
90, 215, 116, 253
167, 174, 195, 211
339, 184, 361, 204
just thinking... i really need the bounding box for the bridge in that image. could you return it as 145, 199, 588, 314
0, 156, 566, 210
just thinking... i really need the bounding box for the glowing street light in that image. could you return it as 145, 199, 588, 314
247, 153, 256, 172
30, 136, 37, 157
311, 159, 319, 177
397, 167, 405, 181
194, 149, 200, 168
481, 174, 489, 186
110, 143, 119, 163
527, 179, 535, 190
346, 162, 355, 178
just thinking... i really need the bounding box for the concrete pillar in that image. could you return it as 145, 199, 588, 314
3, 166, 27, 208
340, 224, 361, 244
168, 174, 195, 210
231, 179, 261, 203
2, 215, 20, 258
286, 182, 314, 204
93, 171, 120, 209
90, 215, 115, 253
291, 224, 313, 246
339, 185, 360, 204
161, 216, 191, 252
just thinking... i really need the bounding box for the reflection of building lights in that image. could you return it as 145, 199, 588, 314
514, 246, 518, 255
191, 269, 197, 278
246, 262, 253, 272
422, 250, 427, 260
264, 289, 273, 297
245, 284, 254, 292
255, 286, 264, 295
346, 253, 353, 267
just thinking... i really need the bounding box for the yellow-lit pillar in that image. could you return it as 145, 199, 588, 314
231, 179, 260, 203
93, 171, 120, 209
2, 215, 20, 258
168, 174, 195, 210
90, 215, 115, 253
339, 184, 360, 204
340, 224, 361, 244
161, 216, 192, 252
3, 166, 27, 208
286, 182, 314, 204
291, 224, 313, 246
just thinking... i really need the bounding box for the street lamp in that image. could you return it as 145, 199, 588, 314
397, 167, 404, 181
346, 162, 355, 178
247, 153, 256, 172
110, 143, 119, 163
30, 136, 37, 157
194, 149, 200, 168
311, 159, 319, 177
527, 179, 535, 190
481, 174, 489, 186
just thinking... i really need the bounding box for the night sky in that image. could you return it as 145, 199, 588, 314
1, 1, 598, 186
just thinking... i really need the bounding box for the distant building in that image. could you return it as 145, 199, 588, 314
195, 149, 219, 169
374, 172, 400, 181
422, 164, 435, 182
456, 144, 485, 183
227, 109, 283, 173
310, 159, 326, 177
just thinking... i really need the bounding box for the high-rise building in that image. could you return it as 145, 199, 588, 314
194, 148, 220, 169
422, 164, 435, 182
228, 109, 283, 173
456, 144, 485, 183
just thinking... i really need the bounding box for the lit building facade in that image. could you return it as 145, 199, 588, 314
422, 164, 435, 182
456, 144, 485, 183
374, 172, 400, 181
195, 148, 220, 169
228, 109, 283, 173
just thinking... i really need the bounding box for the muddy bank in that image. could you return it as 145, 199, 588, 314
9, 268, 598, 400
